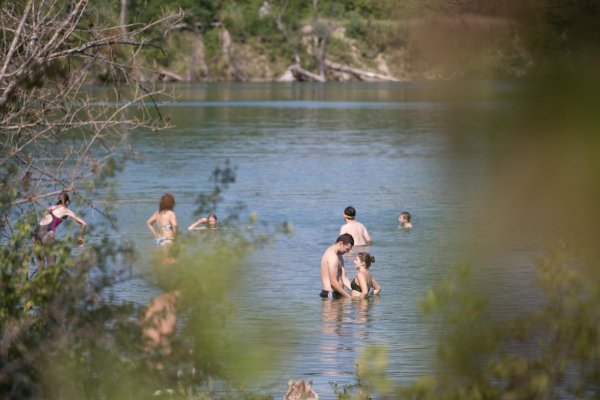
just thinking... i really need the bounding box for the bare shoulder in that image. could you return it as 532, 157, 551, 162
323, 247, 339, 265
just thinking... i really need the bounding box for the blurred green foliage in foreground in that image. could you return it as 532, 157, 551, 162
335, 59, 600, 400
0, 163, 291, 399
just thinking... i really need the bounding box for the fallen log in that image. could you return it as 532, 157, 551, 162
289, 64, 326, 82
158, 68, 185, 82
324, 60, 399, 81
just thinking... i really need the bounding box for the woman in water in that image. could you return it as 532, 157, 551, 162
146, 193, 178, 246
32, 192, 87, 267
349, 252, 381, 299
187, 213, 217, 230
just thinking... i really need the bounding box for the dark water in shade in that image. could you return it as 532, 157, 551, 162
84, 81, 540, 398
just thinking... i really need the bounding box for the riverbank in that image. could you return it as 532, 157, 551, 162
100, 14, 537, 84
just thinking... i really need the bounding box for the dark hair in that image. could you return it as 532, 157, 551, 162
208, 214, 218, 221
57, 192, 70, 206
344, 206, 356, 219
336, 233, 354, 246
159, 193, 175, 211
357, 252, 375, 268
400, 211, 411, 222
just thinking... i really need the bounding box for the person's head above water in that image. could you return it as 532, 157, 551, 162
399, 211, 412, 228
207, 214, 218, 227
343, 206, 356, 220
399, 211, 411, 223
159, 193, 175, 212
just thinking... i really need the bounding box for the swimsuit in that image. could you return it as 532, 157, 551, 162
158, 223, 173, 232
319, 290, 342, 299
32, 206, 66, 243
351, 276, 371, 293
155, 237, 173, 246
155, 223, 175, 246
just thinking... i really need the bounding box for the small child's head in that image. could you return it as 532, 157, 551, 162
159, 193, 175, 211
399, 211, 411, 224
343, 206, 356, 220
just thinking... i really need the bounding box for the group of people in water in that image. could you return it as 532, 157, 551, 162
31, 194, 412, 301
30, 192, 412, 364
320, 206, 412, 300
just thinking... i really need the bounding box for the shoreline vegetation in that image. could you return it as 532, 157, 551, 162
106, 0, 598, 84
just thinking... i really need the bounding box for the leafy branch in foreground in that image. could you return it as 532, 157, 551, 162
1, 159, 292, 399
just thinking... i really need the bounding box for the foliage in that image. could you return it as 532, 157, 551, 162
332, 44, 600, 400
73, 0, 600, 81
1, 2, 289, 398
0, 0, 180, 233
1, 161, 289, 399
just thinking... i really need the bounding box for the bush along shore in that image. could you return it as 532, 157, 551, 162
104, 0, 599, 83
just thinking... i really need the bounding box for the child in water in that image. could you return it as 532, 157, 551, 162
187, 213, 218, 230
399, 211, 412, 229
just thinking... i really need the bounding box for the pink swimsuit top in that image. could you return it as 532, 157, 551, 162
47, 206, 67, 232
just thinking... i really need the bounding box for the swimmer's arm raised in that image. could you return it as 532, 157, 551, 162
187, 217, 207, 230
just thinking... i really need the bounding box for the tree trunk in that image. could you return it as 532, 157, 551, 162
120, 0, 128, 39
221, 28, 245, 81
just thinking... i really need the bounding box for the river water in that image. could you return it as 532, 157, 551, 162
95, 81, 538, 398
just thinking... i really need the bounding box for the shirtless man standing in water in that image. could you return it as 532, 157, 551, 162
320, 233, 354, 299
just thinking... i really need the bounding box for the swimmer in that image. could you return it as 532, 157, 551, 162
187, 213, 217, 230
31, 192, 87, 268
399, 211, 413, 229
349, 252, 381, 299
339, 206, 372, 246
146, 193, 178, 246
320, 233, 354, 299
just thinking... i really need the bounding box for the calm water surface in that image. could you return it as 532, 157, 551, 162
98, 82, 537, 398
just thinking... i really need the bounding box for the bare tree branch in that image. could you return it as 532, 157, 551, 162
0, 0, 181, 233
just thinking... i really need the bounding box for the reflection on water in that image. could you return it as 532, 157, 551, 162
318, 297, 381, 382
320, 299, 346, 375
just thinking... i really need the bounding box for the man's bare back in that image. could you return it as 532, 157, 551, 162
339, 220, 372, 246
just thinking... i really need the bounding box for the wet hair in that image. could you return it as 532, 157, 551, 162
400, 211, 411, 222
208, 214, 218, 221
159, 193, 175, 211
336, 233, 354, 246
344, 206, 356, 219
56, 192, 70, 206
357, 252, 375, 268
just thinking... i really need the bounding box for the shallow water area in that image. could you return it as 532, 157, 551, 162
97, 81, 539, 398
